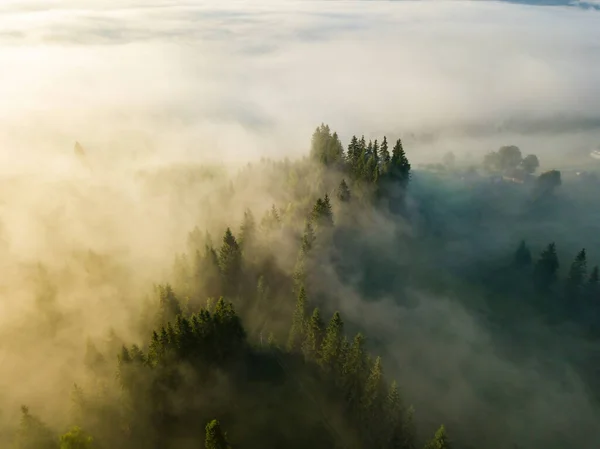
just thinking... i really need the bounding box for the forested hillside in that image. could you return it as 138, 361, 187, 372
4, 125, 600, 449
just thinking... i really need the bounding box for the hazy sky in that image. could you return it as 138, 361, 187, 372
1, 0, 600, 170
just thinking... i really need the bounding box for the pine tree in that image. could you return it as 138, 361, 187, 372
205, 420, 231, 449
533, 243, 559, 291
514, 240, 532, 267
566, 248, 587, 298
288, 286, 307, 351
302, 307, 325, 360
218, 228, 242, 296
424, 425, 451, 449
319, 312, 344, 372
337, 179, 351, 202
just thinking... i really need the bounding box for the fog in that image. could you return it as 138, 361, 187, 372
2, 0, 600, 170
1, 1, 600, 448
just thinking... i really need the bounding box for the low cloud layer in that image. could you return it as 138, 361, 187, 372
1, 0, 600, 171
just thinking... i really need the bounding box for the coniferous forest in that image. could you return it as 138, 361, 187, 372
2, 124, 600, 449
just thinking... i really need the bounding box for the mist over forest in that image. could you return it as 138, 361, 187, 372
1, 1, 600, 449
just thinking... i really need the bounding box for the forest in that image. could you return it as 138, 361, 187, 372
2, 124, 600, 449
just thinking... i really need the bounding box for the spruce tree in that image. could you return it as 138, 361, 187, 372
391, 139, 411, 187
566, 248, 587, 298
347, 136, 360, 170
337, 179, 351, 202
323, 194, 333, 221
311, 196, 333, 227
156, 284, 182, 326
205, 420, 231, 449
363, 356, 385, 413
288, 286, 307, 351
342, 333, 368, 410
218, 228, 242, 296
386, 381, 413, 449
302, 307, 325, 360
424, 425, 451, 449
533, 243, 559, 291
329, 131, 345, 165
238, 208, 256, 251
319, 312, 344, 372
201, 244, 222, 300
514, 240, 532, 267
301, 220, 316, 253
380, 136, 391, 173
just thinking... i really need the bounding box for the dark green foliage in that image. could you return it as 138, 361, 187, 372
380, 136, 390, 172
311, 195, 333, 227
218, 228, 242, 296
261, 204, 281, 232
205, 420, 230, 449
192, 244, 222, 303
288, 286, 307, 351
302, 307, 325, 360
156, 284, 182, 326
6, 125, 426, 449
14, 406, 57, 449
363, 356, 385, 413
566, 249, 587, 299
514, 240, 532, 267
347, 135, 361, 169
535, 170, 562, 197
533, 243, 559, 292
390, 139, 411, 187
319, 312, 344, 372
341, 333, 368, 411
521, 154, 540, 174
310, 124, 344, 166
424, 425, 451, 449
301, 220, 316, 253
337, 179, 351, 202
